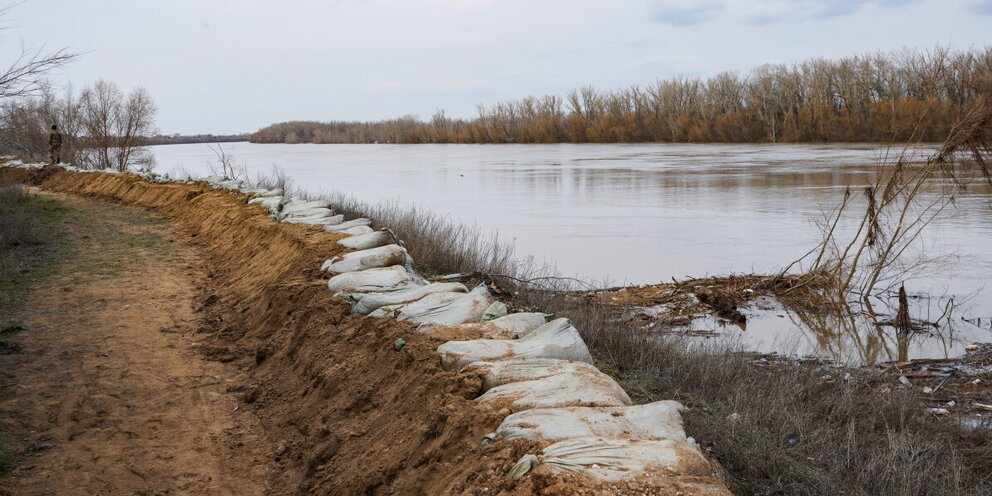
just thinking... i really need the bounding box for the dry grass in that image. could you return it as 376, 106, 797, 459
0, 179, 60, 283
570, 309, 992, 495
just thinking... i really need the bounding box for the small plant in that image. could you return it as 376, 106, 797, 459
0, 178, 29, 206
0, 323, 23, 354
1, 323, 26, 335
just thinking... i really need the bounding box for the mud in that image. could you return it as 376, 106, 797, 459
1, 167, 729, 494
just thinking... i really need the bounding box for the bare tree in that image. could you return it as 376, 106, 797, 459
0, 4, 80, 99
77, 79, 156, 171
0, 46, 77, 99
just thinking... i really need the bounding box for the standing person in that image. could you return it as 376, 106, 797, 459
48, 124, 62, 164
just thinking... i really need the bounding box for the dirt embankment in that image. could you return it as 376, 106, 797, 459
2, 168, 726, 494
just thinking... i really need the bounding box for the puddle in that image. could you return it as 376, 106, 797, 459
662, 296, 992, 366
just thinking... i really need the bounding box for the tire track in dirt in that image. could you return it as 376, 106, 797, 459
0, 193, 272, 495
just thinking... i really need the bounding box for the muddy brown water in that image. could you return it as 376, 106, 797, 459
150, 143, 992, 365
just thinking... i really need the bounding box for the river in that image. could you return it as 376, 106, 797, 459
149, 142, 992, 365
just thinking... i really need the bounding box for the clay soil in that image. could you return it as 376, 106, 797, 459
0, 167, 730, 495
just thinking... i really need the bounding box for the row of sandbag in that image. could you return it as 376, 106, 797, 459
206, 177, 396, 243
315, 245, 721, 488
194, 176, 726, 491
208, 179, 490, 321
3, 160, 179, 184
436, 320, 719, 485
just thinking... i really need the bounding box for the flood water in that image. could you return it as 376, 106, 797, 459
149, 142, 992, 365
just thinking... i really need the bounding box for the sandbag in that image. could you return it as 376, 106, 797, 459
326, 265, 415, 293
481, 301, 508, 321
464, 358, 603, 392
283, 213, 345, 225
279, 199, 330, 217
248, 196, 286, 215
398, 285, 495, 325
321, 244, 408, 273
337, 230, 392, 250
239, 187, 268, 195
369, 291, 466, 317
217, 179, 243, 189
418, 312, 548, 338
281, 206, 334, 219
436, 318, 593, 371
508, 437, 714, 483
324, 218, 372, 232
342, 282, 467, 315
485, 401, 687, 443
339, 225, 374, 235
258, 187, 284, 197
476, 366, 631, 410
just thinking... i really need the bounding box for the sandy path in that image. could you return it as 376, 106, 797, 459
0, 193, 271, 495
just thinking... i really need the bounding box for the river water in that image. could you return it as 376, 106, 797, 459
149, 142, 992, 364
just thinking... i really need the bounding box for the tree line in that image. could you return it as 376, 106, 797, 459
252, 47, 992, 145
0, 80, 157, 171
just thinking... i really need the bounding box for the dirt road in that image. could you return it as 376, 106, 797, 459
0, 192, 271, 495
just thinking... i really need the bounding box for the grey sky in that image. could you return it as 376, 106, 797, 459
4, 0, 989, 134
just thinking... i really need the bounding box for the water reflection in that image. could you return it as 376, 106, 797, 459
683, 293, 978, 365
149, 142, 992, 363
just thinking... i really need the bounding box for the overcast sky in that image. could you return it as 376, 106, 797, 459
3, 0, 989, 134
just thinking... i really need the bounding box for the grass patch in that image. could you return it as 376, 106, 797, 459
0, 322, 24, 352
0, 181, 67, 305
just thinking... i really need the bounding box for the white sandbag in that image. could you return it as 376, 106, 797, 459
324, 218, 372, 232
476, 366, 632, 410
485, 401, 687, 443
258, 187, 284, 197
282, 206, 334, 219
436, 318, 593, 371
369, 291, 466, 317
321, 244, 408, 274
202, 175, 225, 185
464, 358, 602, 392
248, 196, 286, 215
339, 225, 374, 235
217, 179, 243, 189
283, 213, 345, 225
279, 199, 330, 217
239, 187, 268, 195
337, 230, 392, 250
343, 282, 468, 315
481, 301, 508, 321
326, 265, 415, 293
398, 285, 495, 325
418, 312, 549, 338
484, 313, 548, 336
247, 195, 277, 205
508, 437, 714, 483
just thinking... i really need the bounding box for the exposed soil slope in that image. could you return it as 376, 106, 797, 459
2, 167, 729, 495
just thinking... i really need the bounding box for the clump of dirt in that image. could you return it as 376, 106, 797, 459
27, 164, 63, 186
575, 271, 837, 330
16, 168, 730, 494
